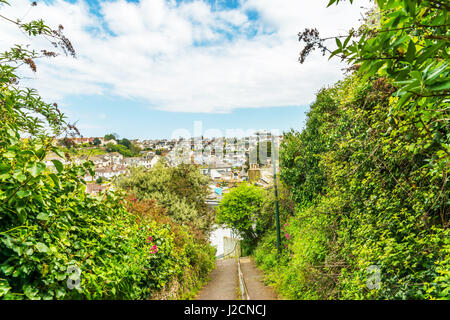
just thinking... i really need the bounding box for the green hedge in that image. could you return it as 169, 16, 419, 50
254, 74, 449, 300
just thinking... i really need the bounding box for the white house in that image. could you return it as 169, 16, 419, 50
104, 152, 123, 164
149, 155, 160, 167
93, 166, 127, 180
210, 169, 222, 180
104, 138, 118, 145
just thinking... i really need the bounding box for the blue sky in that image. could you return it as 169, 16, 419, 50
0, 0, 371, 139
65, 93, 308, 139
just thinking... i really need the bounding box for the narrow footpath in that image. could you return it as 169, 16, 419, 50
195, 258, 238, 300
194, 257, 278, 300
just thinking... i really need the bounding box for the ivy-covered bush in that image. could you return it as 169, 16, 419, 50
255, 72, 448, 299
254, 0, 448, 300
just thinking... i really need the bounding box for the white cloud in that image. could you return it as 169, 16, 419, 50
0, 0, 373, 113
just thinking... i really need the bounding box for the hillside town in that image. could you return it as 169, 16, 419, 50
43, 132, 282, 195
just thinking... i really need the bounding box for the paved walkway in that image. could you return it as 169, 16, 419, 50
239, 257, 278, 300
194, 257, 278, 300
195, 258, 238, 300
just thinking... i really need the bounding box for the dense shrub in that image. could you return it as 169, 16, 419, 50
215, 183, 265, 255
0, 97, 215, 300
0, 7, 214, 300
125, 197, 215, 299
116, 164, 214, 234
254, 0, 449, 300
255, 73, 449, 299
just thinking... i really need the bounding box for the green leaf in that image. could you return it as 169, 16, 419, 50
429, 80, 450, 91
55, 272, 67, 281
14, 172, 27, 183
51, 146, 66, 159
35, 148, 46, 160
41, 291, 54, 300
410, 71, 422, 81
343, 34, 352, 48
0, 279, 11, 297
26, 161, 46, 177
0, 164, 12, 180
329, 48, 341, 60
0, 163, 11, 174
51, 159, 64, 173
55, 288, 66, 299
424, 63, 448, 83
0, 173, 11, 180
397, 91, 413, 107
391, 34, 409, 48
16, 206, 27, 223
16, 190, 31, 198
0, 264, 15, 276
4, 150, 15, 159
35, 242, 49, 253
386, 12, 402, 29
49, 173, 60, 189
327, 0, 338, 7
403, 0, 416, 16
405, 40, 416, 63
23, 285, 39, 299
36, 212, 49, 222
398, 79, 421, 94
416, 43, 446, 65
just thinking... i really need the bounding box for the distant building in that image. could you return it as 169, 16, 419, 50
86, 183, 107, 194
69, 137, 93, 145
104, 139, 118, 145
248, 163, 261, 183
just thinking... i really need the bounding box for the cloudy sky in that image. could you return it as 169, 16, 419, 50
0, 0, 372, 139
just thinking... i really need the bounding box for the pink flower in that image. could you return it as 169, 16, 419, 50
285, 233, 290, 240
147, 236, 153, 243
149, 244, 158, 254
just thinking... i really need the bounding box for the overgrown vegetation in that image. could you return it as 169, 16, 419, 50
115, 163, 214, 235
105, 142, 140, 157
254, 0, 449, 300
0, 2, 214, 300
215, 183, 265, 255
104, 137, 142, 157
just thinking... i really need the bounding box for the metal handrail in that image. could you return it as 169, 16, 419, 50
216, 241, 238, 259
216, 237, 250, 300
237, 251, 250, 300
